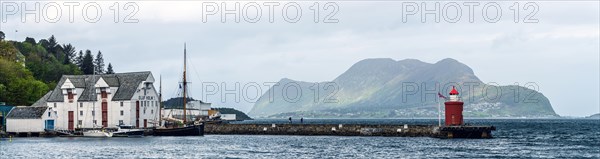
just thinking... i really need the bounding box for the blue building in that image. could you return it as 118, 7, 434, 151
0, 104, 15, 131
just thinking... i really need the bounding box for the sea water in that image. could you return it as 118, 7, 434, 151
1, 119, 598, 158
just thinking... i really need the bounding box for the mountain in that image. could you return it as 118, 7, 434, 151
249, 58, 558, 118
586, 113, 600, 119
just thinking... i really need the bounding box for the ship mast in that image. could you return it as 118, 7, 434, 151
159, 74, 162, 127
182, 43, 187, 124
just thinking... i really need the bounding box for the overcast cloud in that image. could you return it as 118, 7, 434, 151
1, 1, 598, 116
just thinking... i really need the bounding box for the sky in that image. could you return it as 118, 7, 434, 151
0, 1, 598, 117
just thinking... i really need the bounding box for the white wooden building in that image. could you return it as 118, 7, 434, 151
5, 106, 57, 133
41, 71, 160, 130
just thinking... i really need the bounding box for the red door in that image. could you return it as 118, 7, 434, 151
68, 111, 74, 130
144, 119, 147, 128
102, 102, 108, 127
136, 101, 140, 128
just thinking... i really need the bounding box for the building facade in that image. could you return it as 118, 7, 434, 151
5, 106, 57, 133
43, 71, 160, 130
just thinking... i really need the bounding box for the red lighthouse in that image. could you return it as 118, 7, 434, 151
444, 86, 464, 126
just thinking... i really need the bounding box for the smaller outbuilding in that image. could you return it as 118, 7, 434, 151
6, 106, 57, 136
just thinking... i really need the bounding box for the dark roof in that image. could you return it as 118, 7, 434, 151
6, 106, 48, 119
47, 71, 152, 102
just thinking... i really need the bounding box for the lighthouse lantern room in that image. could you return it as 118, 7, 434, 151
444, 86, 464, 126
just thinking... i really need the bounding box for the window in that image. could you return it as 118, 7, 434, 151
80, 103, 83, 107
151, 110, 153, 114
120, 102, 123, 107
119, 120, 124, 125
92, 111, 95, 116
53, 103, 57, 108
93, 120, 97, 124
143, 109, 146, 114
101, 88, 107, 98
48, 112, 51, 117
80, 111, 83, 116
67, 89, 74, 102
120, 110, 124, 116
78, 120, 82, 125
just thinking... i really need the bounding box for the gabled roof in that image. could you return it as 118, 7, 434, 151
47, 71, 152, 102
6, 106, 48, 119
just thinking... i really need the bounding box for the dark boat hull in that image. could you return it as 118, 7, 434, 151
113, 130, 145, 137
153, 124, 204, 136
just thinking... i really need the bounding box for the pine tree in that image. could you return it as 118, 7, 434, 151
81, 50, 94, 74
62, 44, 76, 64
48, 35, 57, 50
76, 50, 83, 68
106, 63, 115, 74
94, 51, 105, 74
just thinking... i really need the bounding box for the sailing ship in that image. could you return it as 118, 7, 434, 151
83, 68, 113, 137
153, 43, 204, 136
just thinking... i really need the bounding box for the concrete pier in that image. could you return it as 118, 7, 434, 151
205, 123, 495, 138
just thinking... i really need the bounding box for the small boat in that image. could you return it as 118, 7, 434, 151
83, 129, 113, 137
153, 124, 204, 136
113, 125, 145, 137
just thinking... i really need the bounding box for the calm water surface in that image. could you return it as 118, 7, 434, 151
1, 119, 598, 158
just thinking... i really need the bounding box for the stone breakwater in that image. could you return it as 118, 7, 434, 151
205, 124, 495, 138
206, 124, 437, 137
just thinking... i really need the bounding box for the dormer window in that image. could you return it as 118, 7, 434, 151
61, 78, 76, 103
67, 89, 74, 103
101, 88, 107, 99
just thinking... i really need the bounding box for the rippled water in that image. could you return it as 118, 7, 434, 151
1, 119, 598, 158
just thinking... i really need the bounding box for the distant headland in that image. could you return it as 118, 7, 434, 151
249, 58, 558, 118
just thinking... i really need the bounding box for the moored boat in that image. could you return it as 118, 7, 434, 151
153, 124, 204, 136
83, 129, 113, 137
113, 125, 145, 137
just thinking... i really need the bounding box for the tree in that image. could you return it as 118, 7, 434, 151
62, 44, 76, 64
48, 35, 58, 50
0, 41, 19, 60
81, 50, 94, 74
94, 51, 105, 74
76, 50, 83, 68
0, 58, 49, 105
38, 39, 50, 51
24, 37, 36, 45
0, 31, 5, 41
106, 63, 115, 74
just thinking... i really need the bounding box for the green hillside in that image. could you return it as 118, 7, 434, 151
0, 31, 115, 106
